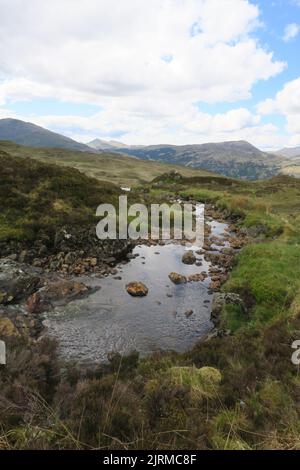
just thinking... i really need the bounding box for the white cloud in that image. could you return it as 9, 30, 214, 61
0, 0, 286, 146
258, 77, 300, 117
282, 23, 300, 42
0, 0, 284, 104
257, 76, 300, 145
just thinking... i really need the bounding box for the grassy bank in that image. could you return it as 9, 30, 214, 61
1, 159, 300, 449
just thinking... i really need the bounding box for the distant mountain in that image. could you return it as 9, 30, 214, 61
0, 118, 94, 152
276, 146, 300, 160
88, 138, 131, 151
0, 119, 289, 180
106, 140, 286, 180
281, 156, 300, 178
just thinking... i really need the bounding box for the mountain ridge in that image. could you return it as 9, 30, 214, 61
0, 118, 292, 180
275, 146, 300, 159
0, 118, 95, 153
94, 139, 287, 180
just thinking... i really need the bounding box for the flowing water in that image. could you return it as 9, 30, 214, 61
44, 219, 229, 364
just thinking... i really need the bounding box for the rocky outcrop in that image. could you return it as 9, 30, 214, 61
211, 292, 246, 326
26, 279, 92, 313
0, 259, 41, 305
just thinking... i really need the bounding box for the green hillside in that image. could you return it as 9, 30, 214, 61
0, 140, 216, 187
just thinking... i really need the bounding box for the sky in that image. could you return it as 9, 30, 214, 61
0, 0, 300, 150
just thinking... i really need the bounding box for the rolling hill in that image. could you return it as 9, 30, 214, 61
0, 140, 215, 187
0, 118, 291, 180
276, 146, 300, 160
96, 140, 287, 180
0, 118, 93, 153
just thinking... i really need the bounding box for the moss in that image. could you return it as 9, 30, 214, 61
259, 378, 290, 414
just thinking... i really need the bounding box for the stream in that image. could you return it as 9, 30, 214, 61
43, 219, 229, 364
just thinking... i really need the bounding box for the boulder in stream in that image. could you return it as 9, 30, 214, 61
169, 272, 187, 284
182, 250, 196, 265
126, 281, 149, 297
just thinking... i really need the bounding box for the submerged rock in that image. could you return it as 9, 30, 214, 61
126, 281, 148, 297
168, 272, 187, 284
184, 309, 194, 318
182, 250, 196, 265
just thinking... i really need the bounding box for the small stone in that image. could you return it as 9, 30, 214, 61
188, 273, 205, 283
126, 282, 148, 297
182, 250, 196, 265
169, 272, 187, 284
185, 309, 194, 318
90, 258, 98, 267
209, 280, 221, 291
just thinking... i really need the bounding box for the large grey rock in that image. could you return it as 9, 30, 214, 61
26, 279, 92, 313
0, 258, 41, 304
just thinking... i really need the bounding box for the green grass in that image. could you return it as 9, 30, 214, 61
0, 140, 215, 187
224, 242, 300, 330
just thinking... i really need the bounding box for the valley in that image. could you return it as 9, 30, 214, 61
2, 118, 300, 181
1, 147, 300, 450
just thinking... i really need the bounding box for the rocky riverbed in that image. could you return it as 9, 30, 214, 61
0, 204, 248, 364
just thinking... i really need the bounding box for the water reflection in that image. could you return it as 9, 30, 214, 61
44, 220, 228, 364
